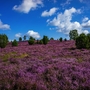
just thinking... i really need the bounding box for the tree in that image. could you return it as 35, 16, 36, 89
36, 40, 39, 44
23, 35, 26, 41
19, 37, 22, 41
0, 34, 8, 48
12, 39, 18, 46
69, 30, 78, 40
42, 35, 49, 45
87, 33, 90, 42
28, 39, 35, 45
64, 38, 67, 41
75, 33, 90, 49
28, 36, 35, 45
50, 37, 54, 40
39, 40, 43, 44
59, 37, 63, 42
29, 36, 35, 40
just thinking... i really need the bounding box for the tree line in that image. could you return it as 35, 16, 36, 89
0, 29, 90, 49
69, 29, 90, 49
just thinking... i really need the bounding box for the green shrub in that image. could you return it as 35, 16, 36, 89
29, 36, 35, 40
39, 40, 43, 44
0, 34, 8, 48
36, 40, 39, 44
12, 39, 18, 46
59, 37, 63, 42
42, 35, 49, 45
23, 35, 26, 41
69, 29, 78, 40
28, 39, 35, 45
50, 37, 54, 40
75, 33, 90, 49
87, 33, 90, 42
64, 38, 67, 41
19, 37, 22, 41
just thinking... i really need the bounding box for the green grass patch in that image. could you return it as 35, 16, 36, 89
76, 58, 83, 63
0, 52, 28, 62
15, 53, 28, 59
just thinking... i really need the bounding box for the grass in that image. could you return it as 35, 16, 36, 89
0, 52, 28, 62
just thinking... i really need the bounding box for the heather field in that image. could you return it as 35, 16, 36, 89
0, 40, 90, 90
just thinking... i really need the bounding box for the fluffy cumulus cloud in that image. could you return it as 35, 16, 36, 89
0, 20, 10, 30
47, 7, 89, 35
41, 7, 58, 17
82, 17, 89, 22
13, 0, 43, 13
82, 20, 90, 28
26, 30, 40, 39
15, 33, 22, 38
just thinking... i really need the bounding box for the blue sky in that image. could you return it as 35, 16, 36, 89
0, 0, 90, 41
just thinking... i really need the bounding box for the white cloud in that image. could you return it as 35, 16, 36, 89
0, 20, 10, 30
13, 0, 43, 13
83, 30, 89, 34
82, 20, 90, 28
61, 0, 72, 8
26, 30, 40, 39
47, 7, 89, 35
41, 7, 58, 17
82, 17, 89, 22
15, 33, 22, 38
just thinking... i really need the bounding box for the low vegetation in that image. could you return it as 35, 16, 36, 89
0, 30, 90, 89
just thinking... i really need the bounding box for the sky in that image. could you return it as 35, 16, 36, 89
0, 0, 90, 41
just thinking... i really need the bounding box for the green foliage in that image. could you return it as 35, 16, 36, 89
12, 39, 18, 47
0, 34, 8, 48
87, 33, 90, 42
29, 36, 35, 40
36, 40, 43, 44
42, 35, 49, 45
50, 37, 54, 40
28, 36, 35, 45
19, 37, 22, 41
36, 40, 39, 44
59, 37, 63, 42
23, 35, 26, 41
75, 33, 90, 49
64, 38, 67, 41
39, 40, 43, 44
69, 30, 78, 40
28, 39, 35, 45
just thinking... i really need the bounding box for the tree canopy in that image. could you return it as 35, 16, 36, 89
69, 30, 78, 40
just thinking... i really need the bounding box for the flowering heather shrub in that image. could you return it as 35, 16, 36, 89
0, 40, 90, 90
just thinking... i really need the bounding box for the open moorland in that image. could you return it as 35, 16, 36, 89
0, 40, 90, 90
